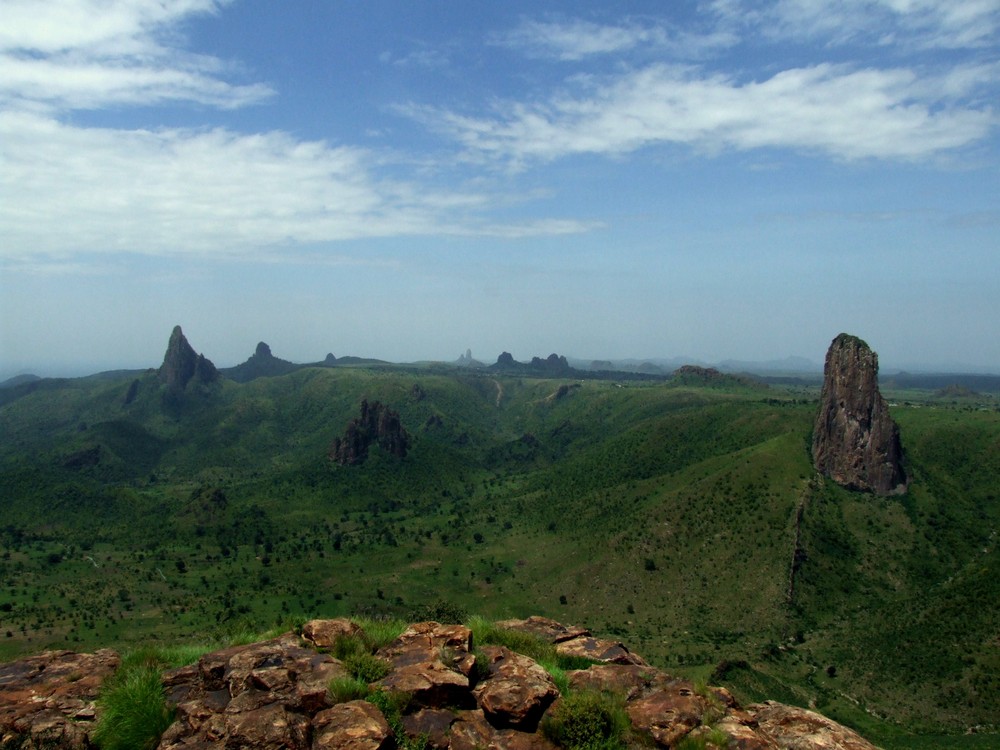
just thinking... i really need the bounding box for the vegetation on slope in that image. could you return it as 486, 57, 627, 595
0, 365, 997, 748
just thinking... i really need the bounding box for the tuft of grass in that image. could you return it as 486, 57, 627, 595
345, 652, 393, 683
328, 675, 371, 704
539, 661, 571, 695
366, 689, 428, 750
541, 690, 632, 750
466, 615, 556, 664
92, 664, 174, 750
676, 726, 730, 749
351, 616, 408, 650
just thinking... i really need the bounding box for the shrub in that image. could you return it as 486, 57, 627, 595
92, 665, 173, 750
541, 690, 631, 750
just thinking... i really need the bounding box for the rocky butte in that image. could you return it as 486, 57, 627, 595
812, 333, 907, 496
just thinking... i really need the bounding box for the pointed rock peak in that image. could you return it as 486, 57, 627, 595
254, 342, 272, 358
812, 333, 906, 496
158, 326, 219, 390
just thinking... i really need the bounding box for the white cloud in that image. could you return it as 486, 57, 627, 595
708, 0, 1000, 49
495, 17, 735, 61
0, 0, 266, 111
0, 112, 596, 263
408, 62, 996, 165
0, 1, 598, 263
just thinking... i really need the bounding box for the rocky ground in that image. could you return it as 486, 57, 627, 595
0, 616, 878, 749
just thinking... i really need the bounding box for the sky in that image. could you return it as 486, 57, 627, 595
1, 0, 998, 377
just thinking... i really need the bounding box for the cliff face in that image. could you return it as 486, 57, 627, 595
812, 333, 906, 496
329, 399, 409, 465
157, 326, 219, 390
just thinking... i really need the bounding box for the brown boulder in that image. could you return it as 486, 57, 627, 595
301, 618, 363, 649
567, 663, 667, 698
158, 633, 346, 749
751, 701, 880, 750
812, 333, 906, 495
493, 616, 590, 644
312, 700, 393, 750
473, 646, 559, 730
555, 634, 647, 665
376, 622, 475, 708
626, 679, 706, 747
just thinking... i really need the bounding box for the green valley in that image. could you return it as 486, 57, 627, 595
0, 362, 997, 749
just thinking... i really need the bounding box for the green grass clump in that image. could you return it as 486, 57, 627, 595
366, 689, 428, 750
329, 628, 395, 683
676, 726, 730, 749
345, 652, 393, 683
328, 675, 371, 703
467, 616, 556, 663
92, 664, 174, 750
350, 617, 408, 650
541, 690, 631, 750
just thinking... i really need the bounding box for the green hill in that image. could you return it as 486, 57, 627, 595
0, 365, 997, 748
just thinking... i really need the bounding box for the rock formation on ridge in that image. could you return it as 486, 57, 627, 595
812, 333, 907, 495
0, 616, 881, 750
222, 341, 300, 383
329, 399, 410, 465
157, 326, 219, 390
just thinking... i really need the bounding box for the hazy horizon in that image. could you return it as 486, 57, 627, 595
2, 2, 998, 378
4, 326, 999, 382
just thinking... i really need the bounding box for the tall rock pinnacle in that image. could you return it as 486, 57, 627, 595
812, 333, 906, 496
158, 325, 219, 390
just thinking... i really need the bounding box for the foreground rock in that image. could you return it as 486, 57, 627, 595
0, 649, 119, 749
812, 333, 907, 496
0, 618, 882, 750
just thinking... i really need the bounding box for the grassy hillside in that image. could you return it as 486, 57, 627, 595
0, 366, 997, 748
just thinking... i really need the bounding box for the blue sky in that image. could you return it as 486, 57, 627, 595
1, 0, 998, 377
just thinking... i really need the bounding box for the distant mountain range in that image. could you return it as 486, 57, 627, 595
3, 328, 1000, 389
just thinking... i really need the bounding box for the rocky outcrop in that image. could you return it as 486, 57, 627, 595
157, 325, 219, 390
0, 617, 882, 750
812, 333, 906, 495
0, 648, 120, 749
222, 341, 301, 383
672, 365, 762, 389
329, 400, 410, 465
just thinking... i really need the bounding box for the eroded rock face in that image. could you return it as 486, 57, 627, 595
812, 333, 907, 496
329, 399, 410, 465
0, 619, 882, 750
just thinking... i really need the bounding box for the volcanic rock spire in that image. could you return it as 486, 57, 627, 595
812, 333, 906, 495
158, 325, 219, 390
